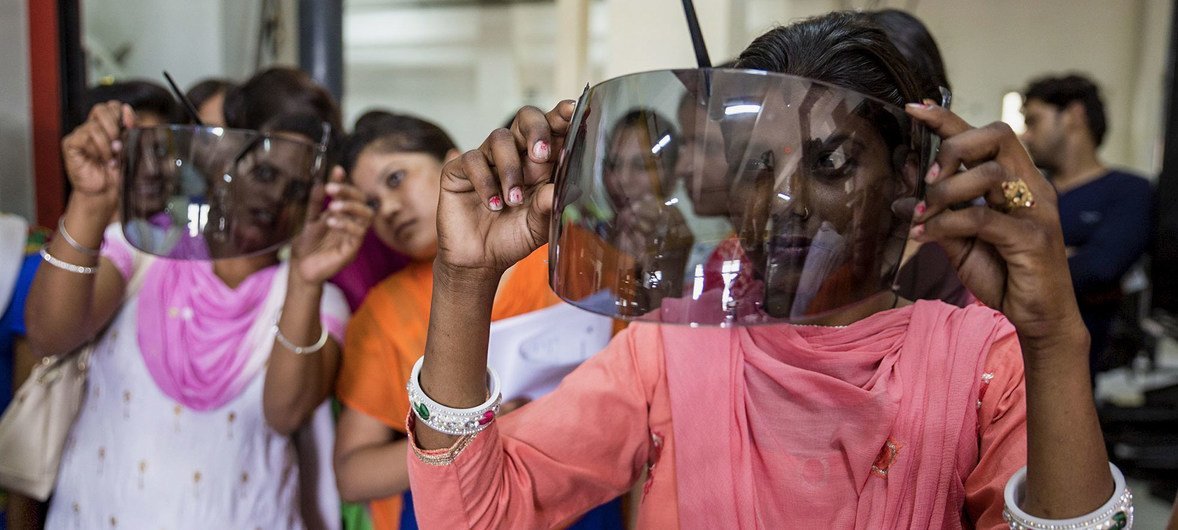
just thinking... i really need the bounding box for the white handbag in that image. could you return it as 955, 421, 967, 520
0, 344, 93, 500
0, 239, 152, 500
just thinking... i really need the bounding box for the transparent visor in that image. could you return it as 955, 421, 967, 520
550, 69, 933, 326
121, 125, 327, 260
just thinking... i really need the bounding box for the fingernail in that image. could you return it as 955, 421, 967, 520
533, 141, 549, 162
909, 224, 925, 240
922, 98, 938, 107
508, 186, 523, 205
327, 217, 341, 228
906, 102, 932, 110
326, 183, 342, 194
111, 140, 122, 152
925, 162, 940, 184
914, 201, 926, 217
107, 159, 118, 168
329, 201, 345, 211
488, 195, 504, 211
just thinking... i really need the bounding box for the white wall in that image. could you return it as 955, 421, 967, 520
83, 0, 226, 88
0, 0, 35, 219
598, 0, 1168, 175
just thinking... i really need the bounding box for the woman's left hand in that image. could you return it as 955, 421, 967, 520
291, 166, 375, 285
906, 103, 1087, 351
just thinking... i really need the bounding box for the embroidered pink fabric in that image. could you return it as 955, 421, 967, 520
406, 300, 1026, 529
663, 301, 1012, 528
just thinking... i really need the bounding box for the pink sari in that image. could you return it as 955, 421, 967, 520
664, 301, 1010, 529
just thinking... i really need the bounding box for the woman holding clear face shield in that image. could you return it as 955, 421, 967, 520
24, 68, 372, 529
401, 11, 1127, 530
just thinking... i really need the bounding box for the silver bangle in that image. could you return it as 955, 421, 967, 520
407, 356, 501, 436
1003, 463, 1133, 530
272, 315, 329, 355
57, 217, 101, 256
39, 248, 98, 275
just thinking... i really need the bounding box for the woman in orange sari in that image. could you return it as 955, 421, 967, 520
332, 113, 622, 529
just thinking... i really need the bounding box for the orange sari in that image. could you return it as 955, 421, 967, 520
337, 247, 560, 530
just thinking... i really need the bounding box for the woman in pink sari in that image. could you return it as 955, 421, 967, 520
404, 13, 1128, 530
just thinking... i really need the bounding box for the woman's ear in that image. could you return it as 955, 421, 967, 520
444, 148, 462, 164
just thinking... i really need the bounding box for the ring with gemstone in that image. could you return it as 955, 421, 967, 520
999, 179, 1036, 213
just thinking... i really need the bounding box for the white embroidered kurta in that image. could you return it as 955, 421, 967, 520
46, 262, 348, 530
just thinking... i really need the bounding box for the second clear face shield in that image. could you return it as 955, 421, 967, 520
120, 125, 329, 260
550, 69, 934, 326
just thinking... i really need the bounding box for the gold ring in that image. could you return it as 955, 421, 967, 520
1000, 179, 1035, 213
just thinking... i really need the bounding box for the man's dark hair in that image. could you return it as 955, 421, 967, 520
1024, 74, 1108, 147
86, 80, 183, 123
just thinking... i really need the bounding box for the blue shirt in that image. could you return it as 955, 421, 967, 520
1, 253, 40, 413
1058, 169, 1153, 294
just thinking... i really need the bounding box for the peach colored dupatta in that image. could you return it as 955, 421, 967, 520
662, 301, 1010, 529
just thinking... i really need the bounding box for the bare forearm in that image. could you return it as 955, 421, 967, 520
415, 262, 500, 450
1021, 327, 1114, 518
25, 195, 121, 356
336, 438, 412, 502
263, 277, 338, 435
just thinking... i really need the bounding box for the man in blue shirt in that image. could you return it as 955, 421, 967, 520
1021, 73, 1154, 376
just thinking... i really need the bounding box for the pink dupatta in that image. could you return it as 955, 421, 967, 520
663, 300, 1010, 529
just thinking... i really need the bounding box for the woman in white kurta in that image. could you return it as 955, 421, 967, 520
26, 69, 373, 529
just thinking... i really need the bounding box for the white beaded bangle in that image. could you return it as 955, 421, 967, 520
272, 316, 329, 355
1003, 463, 1133, 530
407, 356, 501, 436
39, 248, 98, 275
57, 217, 101, 256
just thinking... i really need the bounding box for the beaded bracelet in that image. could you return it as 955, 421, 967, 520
57, 216, 101, 256
40, 248, 98, 275
1003, 463, 1133, 530
407, 356, 501, 436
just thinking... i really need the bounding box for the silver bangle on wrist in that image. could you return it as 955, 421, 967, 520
57, 217, 101, 256
272, 313, 329, 355
407, 356, 501, 436
39, 248, 98, 275
1003, 463, 1133, 530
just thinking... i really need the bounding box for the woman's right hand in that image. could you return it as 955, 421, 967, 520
436, 101, 576, 276
62, 101, 135, 214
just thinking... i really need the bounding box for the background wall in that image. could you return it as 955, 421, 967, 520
0, 0, 34, 219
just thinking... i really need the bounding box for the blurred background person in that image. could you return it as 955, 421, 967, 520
1020, 73, 1154, 377
333, 111, 622, 530
185, 78, 237, 128
84, 79, 183, 127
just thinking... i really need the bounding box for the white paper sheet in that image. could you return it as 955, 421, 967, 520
486, 301, 613, 401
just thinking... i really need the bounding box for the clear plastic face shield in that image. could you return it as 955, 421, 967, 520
550, 69, 934, 326
120, 124, 329, 260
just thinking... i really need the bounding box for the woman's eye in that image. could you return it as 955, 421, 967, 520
386, 170, 405, 189
817, 146, 849, 170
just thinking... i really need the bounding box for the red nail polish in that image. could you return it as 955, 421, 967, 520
488, 196, 503, 211
508, 187, 523, 205
914, 201, 926, 216
533, 141, 549, 161
910, 224, 925, 239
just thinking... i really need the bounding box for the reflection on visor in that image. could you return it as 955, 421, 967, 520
121, 125, 327, 259
550, 69, 934, 326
